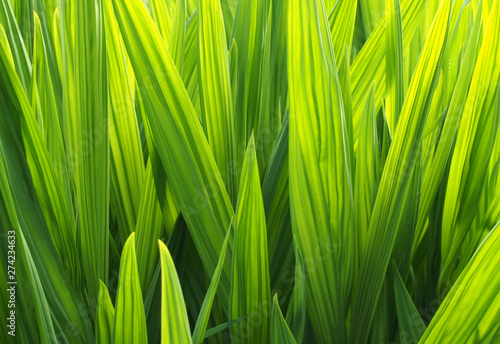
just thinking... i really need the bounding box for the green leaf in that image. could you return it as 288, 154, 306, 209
110, 0, 234, 303
198, 0, 236, 202
285, 237, 306, 344
135, 161, 165, 293
358, 0, 384, 35
0, 161, 57, 343
183, 10, 200, 113
204, 314, 252, 339
60, 0, 109, 300
169, 0, 186, 74
231, 0, 269, 173
262, 112, 293, 296
420, 222, 500, 343
112, 233, 148, 343
350, 0, 451, 342
392, 262, 426, 344
104, 0, 145, 241
328, 0, 358, 68
0, 0, 31, 93
96, 281, 115, 344
351, 0, 425, 150
288, 0, 354, 341
412, 0, 483, 258
159, 240, 192, 344
192, 222, 232, 344
385, 0, 405, 134
220, 0, 237, 41
440, 0, 500, 286
151, 0, 173, 42
0, 17, 79, 284
271, 295, 297, 344
354, 83, 380, 274
229, 135, 271, 343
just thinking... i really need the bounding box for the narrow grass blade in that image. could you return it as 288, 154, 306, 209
135, 161, 165, 293
0, 160, 57, 343
192, 224, 232, 344
354, 83, 380, 274
392, 262, 426, 344
328, 0, 358, 68
105, 0, 145, 240
351, 0, 425, 150
159, 240, 192, 344
386, 0, 405, 134
198, 0, 236, 202
288, 0, 354, 341
285, 237, 306, 344
231, 0, 268, 173
229, 135, 271, 343
112, 233, 148, 343
261, 113, 293, 295
169, 0, 186, 74
358, 0, 384, 35
151, 0, 173, 42
96, 281, 115, 344
271, 295, 297, 344
0, 0, 31, 93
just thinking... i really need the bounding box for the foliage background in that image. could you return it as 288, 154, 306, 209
0, 0, 500, 342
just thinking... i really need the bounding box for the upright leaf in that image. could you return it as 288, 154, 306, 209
288, 0, 354, 341
60, 0, 109, 300
198, 0, 236, 202
271, 295, 297, 344
229, 135, 271, 343
386, 0, 405, 134
159, 240, 192, 344
231, 0, 268, 175
392, 263, 426, 344
192, 225, 232, 344
112, 233, 148, 343
105, 0, 145, 241
354, 84, 380, 275
96, 281, 115, 344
